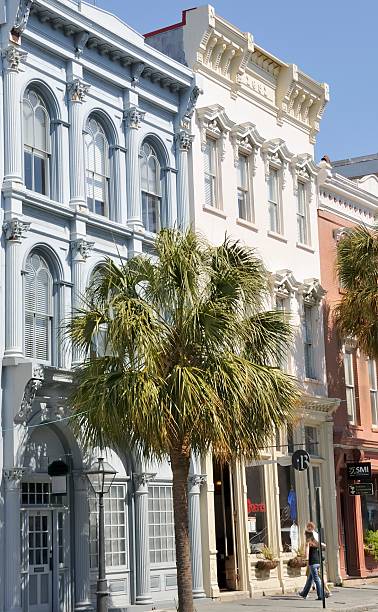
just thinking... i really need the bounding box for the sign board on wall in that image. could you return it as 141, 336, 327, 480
347, 462, 371, 481
348, 482, 374, 496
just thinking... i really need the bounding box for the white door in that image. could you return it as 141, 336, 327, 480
27, 511, 52, 612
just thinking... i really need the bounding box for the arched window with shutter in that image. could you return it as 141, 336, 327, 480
24, 253, 53, 363
85, 117, 110, 217
23, 89, 51, 195
140, 142, 162, 233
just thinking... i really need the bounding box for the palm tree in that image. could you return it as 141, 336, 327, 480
68, 228, 299, 612
335, 224, 378, 358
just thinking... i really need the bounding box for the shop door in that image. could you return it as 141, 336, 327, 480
213, 461, 239, 591
27, 510, 52, 612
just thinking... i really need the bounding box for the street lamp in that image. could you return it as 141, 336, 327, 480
86, 458, 117, 612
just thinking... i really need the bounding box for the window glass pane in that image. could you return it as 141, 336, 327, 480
34, 107, 48, 152
34, 156, 46, 195
278, 465, 297, 551
24, 151, 33, 190
268, 168, 278, 203
245, 465, 268, 552
344, 351, 356, 422
85, 118, 110, 218
237, 155, 247, 188
23, 101, 34, 147
305, 426, 319, 456
204, 138, 216, 208
24, 254, 52, 362
89, 484, 127, 568
148, 485, 175, 564
304, 306, 315, 378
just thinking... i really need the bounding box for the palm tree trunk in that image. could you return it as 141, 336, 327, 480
170, 447, 194, 612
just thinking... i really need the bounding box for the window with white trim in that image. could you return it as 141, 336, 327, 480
89, 483, 127, 568
303, 305, 315, 379
297, 182, 309, 245
368, 359, 378, 426
305, 426, 320, 456
204, 137, 218, 209
344, 350, 356, 423
268, 167, 281, 233
276, 295, 289, 372
23, 89, 50, 196
85, 117, 110, 217
24, 253, 53, 363
237, 154, 253, 222
140, 142, 162, 233
148, 484, 175, 564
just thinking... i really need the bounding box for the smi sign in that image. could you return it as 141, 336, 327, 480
347, 462, 372, 481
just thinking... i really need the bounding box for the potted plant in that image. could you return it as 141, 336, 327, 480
288, 545, 308, 569
255, 546, 278, 571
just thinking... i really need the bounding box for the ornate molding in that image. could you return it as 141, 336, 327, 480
3, 467, 25, 490
261, 138, 293, 185
182, 85, 202, 129
14, 366, 44, 425
176, 130, 194, 152
230, 122, 264, 171
300, 277, 326, 306
131, 61, 145, 85
196, 104, 234, 160
3, 218, 30, 241
133, 472, 156, 489
2, 45, 28, 72
123, 106, 145, 130
71, 238, 94, 261
274, 269, 300, 298
67, 78, 90, 102
12, 0, 34, 36
74, 31, 89, 58
189, 474, 207, 488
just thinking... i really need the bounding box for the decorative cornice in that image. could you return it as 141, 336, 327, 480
2, 45, 28, 72
71, 238, 94, 261
74, 31, 89, 59
175, 130, 194, 152
196, 104, 234, 160
261, 138, 293, 183
67, 78, 90, 102
274, 269, 301, 297
123, 106, 145, 130
230, 122, 264, 170
12, 0, 34, 36
300, 278, 326, 306
3, 218, 30, 241
290, 153, 318, 194
131, 61, 145, 85
3, 467, 25, 490
182, 85, 202, 129
301, 394, 340, 415
14, 366, 44, 425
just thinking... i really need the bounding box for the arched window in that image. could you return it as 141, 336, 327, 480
85, 117, 110, 217
23, 89, 51, 195
24, 253, 53, 363
140, 142, 162, 233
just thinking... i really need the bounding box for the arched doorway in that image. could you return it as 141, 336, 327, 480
213, 459, 239, 591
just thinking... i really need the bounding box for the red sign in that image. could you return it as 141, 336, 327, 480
247, 498, 266, 513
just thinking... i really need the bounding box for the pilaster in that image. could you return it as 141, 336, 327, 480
175, 129, 194, 229
123, 106, 145, 228
3, 468, 24, 612
200, 452, 220, 598
2, 46, 27, 184
188, 474, 206, 598
67, 78, 90, 211
70, 239, 93, 365
3, 219, 30, 357
73, 473, 93, 611
133, 473, 155, 604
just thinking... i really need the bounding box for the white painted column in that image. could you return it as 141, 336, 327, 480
51, 119, 66, 203
133, 473, 154, 604
175, 130, 193, 230
188, 475, 206, 598
71, 239, 93, 366
110, 145, 124, 223
124, 107, 145, 228
3, 468, 24, 612
3, 219, 30, 357
67, 79, 90, 210
73, 474, 93, 611
2, 46, 27, 183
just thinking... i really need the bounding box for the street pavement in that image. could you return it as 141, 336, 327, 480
123, 585, 378, 612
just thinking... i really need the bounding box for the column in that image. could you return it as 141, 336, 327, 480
73, 474, 93, 611
133, 473, 154, 604
67, 79, 90, 210
188, 475, 206, 598
175, 129, 194, 230
3, 468, 24, 612
124, 107, 145, 228
3, 219, 30, 357
2, 46, 27, 183
51, 119, 65, 203
110, 145, 123, 223
71, 239, 93, 365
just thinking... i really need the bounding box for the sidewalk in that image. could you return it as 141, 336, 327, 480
123, 585, 378, 612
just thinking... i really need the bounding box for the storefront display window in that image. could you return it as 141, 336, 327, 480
362, 475, 378, 533
245, 465, 268, 552
278, 465, 298, 551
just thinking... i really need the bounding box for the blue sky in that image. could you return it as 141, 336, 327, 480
94, 0, 377, 163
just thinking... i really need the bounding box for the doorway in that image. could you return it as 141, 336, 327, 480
213, 460, 239, 591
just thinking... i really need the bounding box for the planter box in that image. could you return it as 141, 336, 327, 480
288, 557, 307, 569
255, 559, 278, 571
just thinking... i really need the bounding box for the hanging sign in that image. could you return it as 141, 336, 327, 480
48, 460, 69, 496
292, 449, 310, 471
347, 462, 371, 481
348, 482, 374, 496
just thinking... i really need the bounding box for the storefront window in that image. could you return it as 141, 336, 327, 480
278, 465, 298, 551
362, 475, 378, 533
305, 426, 320, 456
245, 465, 268, 552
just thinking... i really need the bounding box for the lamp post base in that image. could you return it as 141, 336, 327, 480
96, 578, 109, 612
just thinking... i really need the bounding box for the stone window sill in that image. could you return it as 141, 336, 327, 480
203, 205, 227, 219
236, 218, 258, 232
267, 230, 287, 243
296, 242, 315, 253
304, 377, 321, 385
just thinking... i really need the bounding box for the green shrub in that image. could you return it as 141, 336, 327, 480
364, 530, 378, 560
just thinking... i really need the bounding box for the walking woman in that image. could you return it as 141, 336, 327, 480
298, 524, 328, 600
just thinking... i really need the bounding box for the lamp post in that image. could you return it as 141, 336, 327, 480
85, 458, 117, 612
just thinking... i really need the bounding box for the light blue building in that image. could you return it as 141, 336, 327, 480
0, 2, 202, 610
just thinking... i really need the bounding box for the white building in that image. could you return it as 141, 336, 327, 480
147, 5, 341, 598
0, 2, 201, 611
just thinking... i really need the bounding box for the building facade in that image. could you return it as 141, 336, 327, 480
318, 158, 378, 579
147, 5, 341, 598
0, 1, 201, 611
